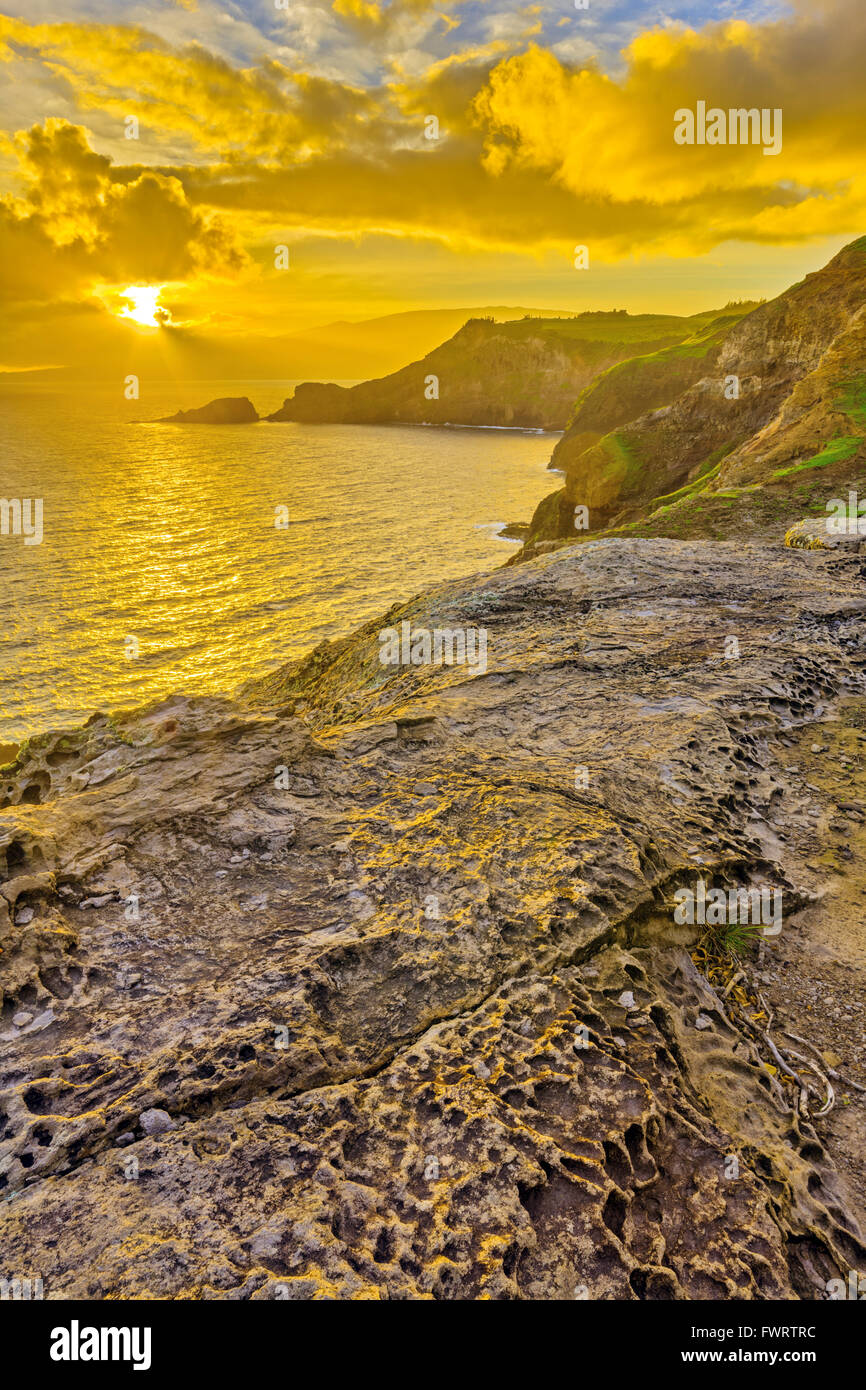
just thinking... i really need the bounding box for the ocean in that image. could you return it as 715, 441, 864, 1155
0, 379, 558, 744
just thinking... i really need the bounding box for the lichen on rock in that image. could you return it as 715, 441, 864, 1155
1, 539, 865, 1299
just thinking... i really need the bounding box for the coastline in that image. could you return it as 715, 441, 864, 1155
0, 409, 554, 745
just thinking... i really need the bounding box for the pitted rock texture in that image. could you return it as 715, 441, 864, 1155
785, 518, 865, 551
1, 537, 865, 1298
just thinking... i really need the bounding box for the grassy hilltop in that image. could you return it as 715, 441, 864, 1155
266, 308, 756, 432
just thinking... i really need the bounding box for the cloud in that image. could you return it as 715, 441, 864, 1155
0, 119, 247, 304
0, 0, 864, 372
4, 0, 865, 268
471, 0, 866, 251
167, 0, 866, 264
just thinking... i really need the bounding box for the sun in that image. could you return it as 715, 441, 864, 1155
118, 285, 165, 327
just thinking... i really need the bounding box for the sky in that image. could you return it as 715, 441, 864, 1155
0, 0, 863, 376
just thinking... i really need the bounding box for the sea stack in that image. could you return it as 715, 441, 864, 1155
157, 396, 259, 424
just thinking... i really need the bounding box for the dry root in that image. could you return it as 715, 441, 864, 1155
691, 939, 861, 1121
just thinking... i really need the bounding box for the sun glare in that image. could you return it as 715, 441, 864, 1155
118, 285, 164, 327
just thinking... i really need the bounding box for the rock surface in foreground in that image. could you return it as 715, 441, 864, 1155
1, 539, 865, 1298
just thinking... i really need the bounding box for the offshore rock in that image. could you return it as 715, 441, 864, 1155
1, 539, 865, 1299
157, 397, 259, 424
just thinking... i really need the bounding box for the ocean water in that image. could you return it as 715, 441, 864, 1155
0, 379, 558, 744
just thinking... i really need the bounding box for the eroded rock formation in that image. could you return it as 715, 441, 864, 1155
1, 539, 865, 1298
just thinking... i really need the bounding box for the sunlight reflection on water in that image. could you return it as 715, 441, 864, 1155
0, 380, 558, 740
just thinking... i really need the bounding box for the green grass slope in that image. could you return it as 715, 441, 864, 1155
526, 238, 866, 547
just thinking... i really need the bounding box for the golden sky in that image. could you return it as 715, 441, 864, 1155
0, 0, 863, 375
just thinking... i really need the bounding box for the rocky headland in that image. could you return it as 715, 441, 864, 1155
1, 536, 865, 1299
264, 310, 755, 432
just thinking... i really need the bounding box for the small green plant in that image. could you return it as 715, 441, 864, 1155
705, 918, 765, 957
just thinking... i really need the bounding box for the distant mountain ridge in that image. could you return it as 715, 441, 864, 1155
0, 305, 587, 384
